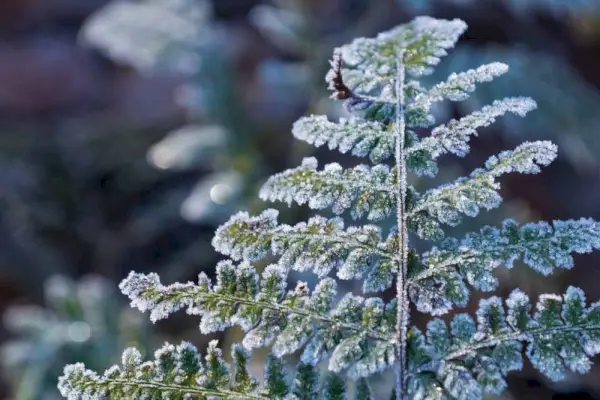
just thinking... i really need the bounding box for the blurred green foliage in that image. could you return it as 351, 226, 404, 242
1, 275, 153, 400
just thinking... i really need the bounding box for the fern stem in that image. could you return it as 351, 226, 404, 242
394, 52, 409, 400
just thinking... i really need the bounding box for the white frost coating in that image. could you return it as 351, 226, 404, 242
328, 335, 364, 373
259, 159, 395, 221
408, 97, 537, 177
475, 296, 506, 338
505, 289, 532, 330
339, 17, 466, 78
450, 314, 476, 344
122, 347, 143, 369
411, 62, 509, 113
213, 209, 390, 281
441, 363, 482, 400
412, 140, 556, 227
412, 218, 600, 317
562, 286, 587, 324
212, 209, 279, 261
346, 340, 396, 379
292, 115, 393, 163
415, 289, 600, 397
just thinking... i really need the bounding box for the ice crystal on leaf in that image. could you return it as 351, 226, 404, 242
292, 116, 394, 163
60, 16, 600, 400
212, 209, 399, 291
407, 97, 538, 177
406, 288, 600, 399
339, 16, 467, 78
119, 266, 396, 378
409, 140, 557, 229
260, 158, 396, 221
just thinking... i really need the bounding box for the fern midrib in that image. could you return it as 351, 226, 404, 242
408, 233, 571, 284
281, 171, 394, 194
147, 288, 393, 341
267, 231, 395, 260
444, 323, 600, 361
81, 377, 268, 399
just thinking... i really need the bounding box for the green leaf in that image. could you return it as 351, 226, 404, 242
212, 209, 397, 290
409, 141, 557, 228
409, 218, 600, 315
259, 158, 395, 221
408, 288, 600, 398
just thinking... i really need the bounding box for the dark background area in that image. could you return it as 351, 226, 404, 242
1, 0, 600, 399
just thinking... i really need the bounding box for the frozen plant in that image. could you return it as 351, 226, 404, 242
59, 17, 600, 399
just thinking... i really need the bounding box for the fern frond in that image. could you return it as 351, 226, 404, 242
406, 97, 537, 177
407, 287, 600, 399
409, 140, 557, 228
408, 62, 509, 119
119, 265, 396, 377
59, 14, 600, 400
59, 341, 354, 400
259, 157, 395, 221
409, 218, 600, 315
212, 209, 398, 291
292, 116, 393, 163
58, 341, 266, 399
339, 17, 466, 78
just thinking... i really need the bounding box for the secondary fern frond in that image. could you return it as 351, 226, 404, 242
259, 157, 396, 221
340, 16, 466, 78
407, 287, 600, 399
58, 341, 355, 400
292, 116, 393, 164
58, 341, 262, 399
406, 97, 537, 177
212, 209, 398, 291
409, 218, 600, 315
408, 62, 509, 119
410, 140, 557, 228
119, 264, 396, 378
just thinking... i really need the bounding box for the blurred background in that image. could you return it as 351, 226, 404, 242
0, 0, 599, 399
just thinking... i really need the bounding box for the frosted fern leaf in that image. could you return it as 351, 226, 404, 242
409, 140, 557, 229
58, 341, 248, 399
409, 218, 600, 315
338, 17, 466, 79
83, 0, 211, 72
212, 209, 399, 292
259, 157, 395, 221
408, 62, 509, 116
292, 116, 394, 163
59, 340, 353, 400
119, 265, 395, 378
406, 288, 600, 399
406, 97, 538, 177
